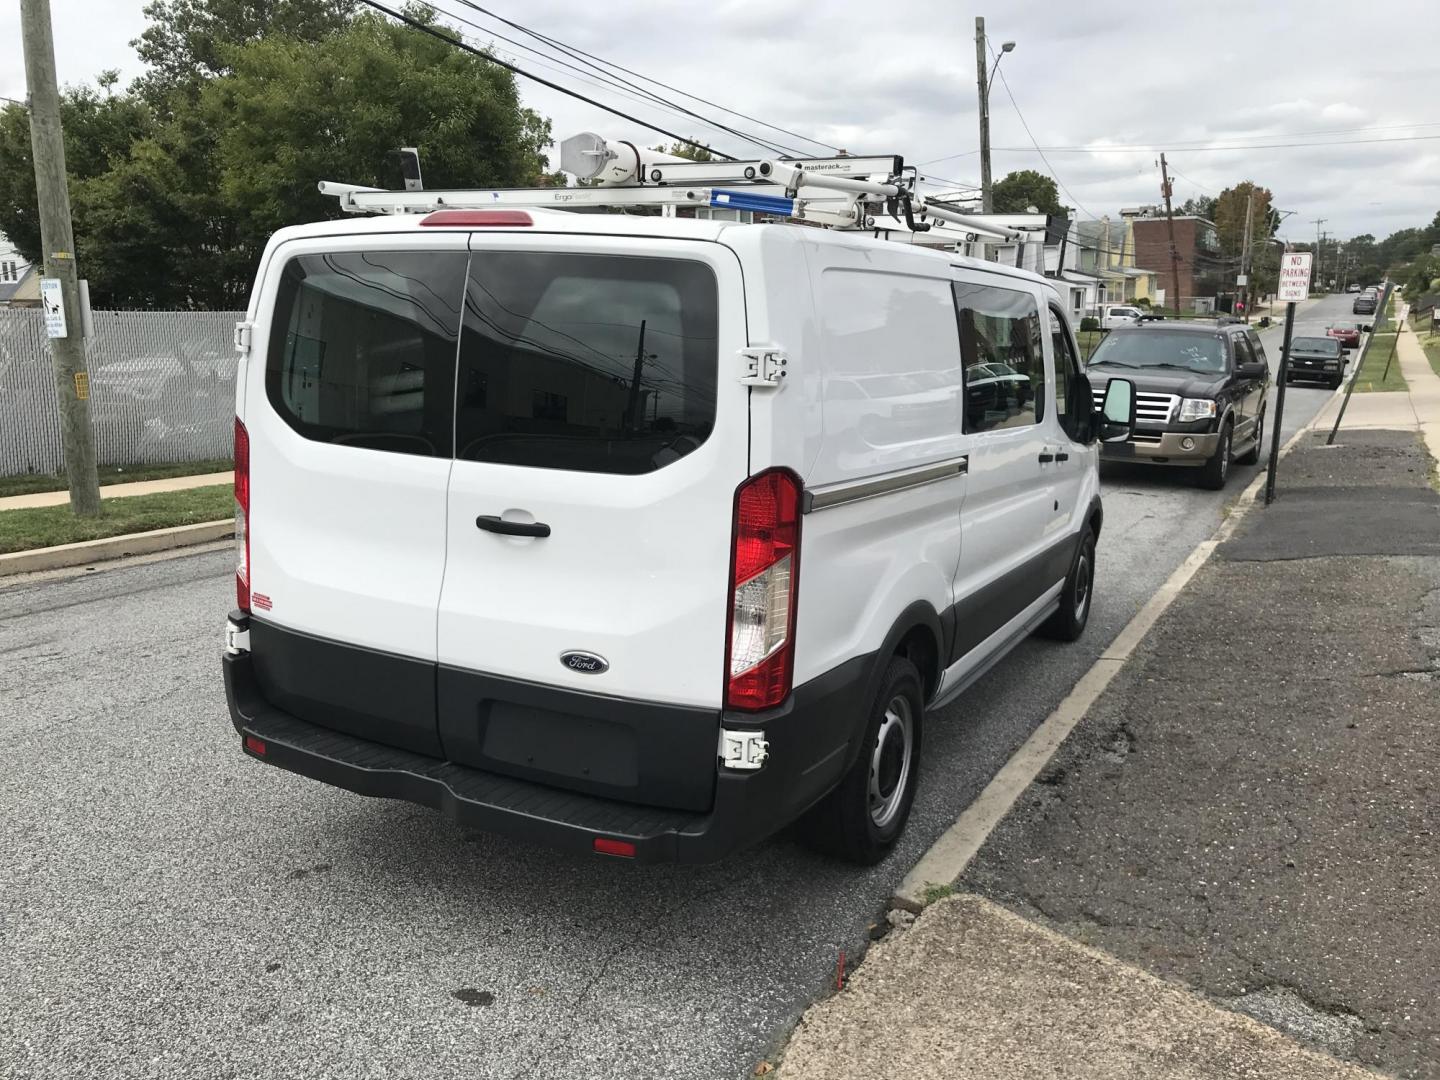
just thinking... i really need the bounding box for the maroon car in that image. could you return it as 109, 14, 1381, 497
1327, 321, 1361, 350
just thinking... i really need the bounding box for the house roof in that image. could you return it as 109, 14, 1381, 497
0, 264, 37, 305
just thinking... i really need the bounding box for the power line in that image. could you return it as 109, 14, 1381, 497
420, 0, 801, 157
354, 0, 737, 160
989, 55, 1096, 220
445, 0, 842, 156
923, 123, 1440, 165
993, 134, 1440, 154
1165, 162, 1216, 197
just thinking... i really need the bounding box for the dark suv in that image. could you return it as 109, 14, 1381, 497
1086, 321, 1271, 489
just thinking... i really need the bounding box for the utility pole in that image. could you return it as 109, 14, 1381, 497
20, 0, 100, 515
976, 17, 993, 214
1239, 190, 1254, 322
1160, 154, 1183, 317
1311, 218, 1327, 291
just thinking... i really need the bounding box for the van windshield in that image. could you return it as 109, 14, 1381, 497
1089, 330, 1228, 373
456, 253, 718, 475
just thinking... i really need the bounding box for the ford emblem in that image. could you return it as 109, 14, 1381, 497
560, 651, 609, 675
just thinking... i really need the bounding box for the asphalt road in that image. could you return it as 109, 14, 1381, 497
0, 295, 1367, 1080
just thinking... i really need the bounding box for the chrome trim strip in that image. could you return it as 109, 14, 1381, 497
803, 457, 968, 513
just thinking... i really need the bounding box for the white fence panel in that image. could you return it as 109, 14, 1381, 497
0, 309, 244, 477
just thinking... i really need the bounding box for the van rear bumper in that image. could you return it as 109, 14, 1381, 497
224, 646, 870, 864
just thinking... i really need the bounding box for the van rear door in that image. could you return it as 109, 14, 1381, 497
434, 235, 748, 810
244, 233, 469, 757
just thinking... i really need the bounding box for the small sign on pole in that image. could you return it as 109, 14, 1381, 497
1236, 273, 1248, 286
40, 277, 68, 338
1277, 252, 1312, 303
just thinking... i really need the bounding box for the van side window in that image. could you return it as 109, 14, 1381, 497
1049, 306, 1090, 443
954, 281, 1045, 433
455, 253, 718, 475
265, 251, 466, 457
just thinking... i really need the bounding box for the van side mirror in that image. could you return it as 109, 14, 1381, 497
1236, 362, 1267, 379
1099, 377, 1135, 443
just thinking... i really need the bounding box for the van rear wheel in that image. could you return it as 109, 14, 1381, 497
801, 656, 923, 865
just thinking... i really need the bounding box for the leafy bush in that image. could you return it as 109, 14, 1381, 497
1079, 316, 1100, 332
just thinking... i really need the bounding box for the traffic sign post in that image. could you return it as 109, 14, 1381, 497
1265, 252, 1313, 506
1327, 280, 1396, 446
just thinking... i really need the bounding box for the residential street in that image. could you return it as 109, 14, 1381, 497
0, 303, 1358, 1079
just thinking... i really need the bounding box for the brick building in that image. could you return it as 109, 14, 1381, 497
1131, 215, 1227, 311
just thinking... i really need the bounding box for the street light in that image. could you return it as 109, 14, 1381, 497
989, 41, 1017, 92
975, 20, 1016, 214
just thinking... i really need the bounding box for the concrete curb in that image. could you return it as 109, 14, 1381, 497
0, 520, 231, 577
892, 372, 1342, 913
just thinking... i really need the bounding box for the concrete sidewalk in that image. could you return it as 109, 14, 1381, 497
780, 429, 1440, 1079
0, 470, 233, 512
780, 894, 1379, 1080
1311, 307, 1440, 465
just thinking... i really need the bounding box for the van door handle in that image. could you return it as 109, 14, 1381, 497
1038, 451, 1055, 464
1055, 451, 1070, 462
476, 515, 551, 538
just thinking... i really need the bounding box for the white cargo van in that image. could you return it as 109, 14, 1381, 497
224, 206, 1135, 864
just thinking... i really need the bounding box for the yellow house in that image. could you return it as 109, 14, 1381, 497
1074, 214, 1158, 308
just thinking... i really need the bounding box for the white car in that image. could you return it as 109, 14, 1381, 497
1100, 304, 1144, 330
223, 206, 1134, 865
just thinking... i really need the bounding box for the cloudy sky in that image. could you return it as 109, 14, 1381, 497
2, 0, 1436, 241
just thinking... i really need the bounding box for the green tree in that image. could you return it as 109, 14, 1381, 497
204, 10, 551, 293
991, 169, 1062, 214
1213, 181, 1273, 261
652, 140, 713, 162
132, 0, 351, 103
1179, 195, 1216, 220
0, 3, 554, 308
0, 87, 156, 279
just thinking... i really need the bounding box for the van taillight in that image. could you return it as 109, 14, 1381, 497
234, 417, 250, 613
725, 469, 802, 711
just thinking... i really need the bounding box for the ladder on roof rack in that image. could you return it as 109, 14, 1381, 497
318, 134, 1025, 242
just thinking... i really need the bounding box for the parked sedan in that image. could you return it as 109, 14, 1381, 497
1285, 336, 1346, 388
1327, 322, 1362, 350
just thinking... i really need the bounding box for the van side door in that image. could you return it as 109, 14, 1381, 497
1047, 303, 1095, 546
948, 275, 1063, 669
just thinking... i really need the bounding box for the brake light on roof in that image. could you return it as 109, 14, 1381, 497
725, 469, 802, 711
234, 416, 250, 612
419, 210, 533, 227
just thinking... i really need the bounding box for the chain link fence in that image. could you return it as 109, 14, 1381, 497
0, 309, 242, 477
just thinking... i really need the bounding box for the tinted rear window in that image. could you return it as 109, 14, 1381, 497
266, 251, 466, 457
455, 253, 718, 475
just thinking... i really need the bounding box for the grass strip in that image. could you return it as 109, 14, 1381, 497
0, 484, 232, 555
1417, 329, 1440, 379
1350, 334, 1407, 393
0, 459, 233, 499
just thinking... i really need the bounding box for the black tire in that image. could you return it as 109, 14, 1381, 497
1039, 527, 1095, 642
1237, 408, 1264, 465
1199, 419, 1233, 490
800, 656, 923, 865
